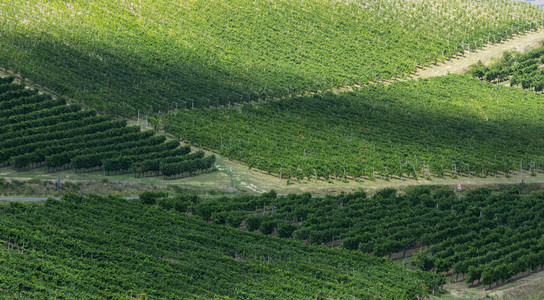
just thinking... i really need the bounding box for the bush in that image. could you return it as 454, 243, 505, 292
192, 199, 218, 220
276, 223, 297, 238
293, 228, 310, 240
374, 188, 397, 199
342, 236, 361, 250
226, 213, 244, 228
212, 212, 226, 225
7, 201, 26, 213
62, 192, 84, 204
259, 220, 277, 235
173, 200, 193, 213
158, 198, 175, 210
261, 190, 277, 200
412, 251, 434, 271
140, 191, 168, 205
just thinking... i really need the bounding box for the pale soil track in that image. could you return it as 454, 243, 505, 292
435, 269, 544, 300
411, 28, 544, 79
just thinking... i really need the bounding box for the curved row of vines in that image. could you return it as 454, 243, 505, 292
472, 45, 544, 91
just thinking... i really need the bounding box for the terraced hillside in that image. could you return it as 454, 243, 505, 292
0, 0, 543, 114
0, 194, 442, 298
0, 77, 215, 179
167, 75, 544, 182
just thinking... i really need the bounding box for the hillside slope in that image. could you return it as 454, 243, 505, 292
166, 75, 544, 181
0, 194, 441, 298
188, 187, 544, 288
1, 0, 542, 114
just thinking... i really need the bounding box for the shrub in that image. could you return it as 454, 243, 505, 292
140, 191, 168, 205
293, 228, 310, 240
212, 212, 226, 225
259, 220, 277, 235
173, 199, 193, 213
62, 192, 84, 204
276, 223, 297, 238
226, 213, 244, 228
342, 236, 361, 250
158, 198, 175, 210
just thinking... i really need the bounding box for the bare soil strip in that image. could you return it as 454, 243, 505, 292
412, 29, 544, 79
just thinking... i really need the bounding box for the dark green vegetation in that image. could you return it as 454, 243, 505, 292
189, 187, 544, 288
0, 77, 215, 178
0, 194, 442, 298
1, 0, 542, 114
167, 75, 544, 181
472, 46, 544, 91
2, 0, 544, 296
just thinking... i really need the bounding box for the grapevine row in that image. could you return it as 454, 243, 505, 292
0, 0, 542, 113
0, 80, 215, 178
0, 193, 441, 298
188, 186, 544, 288
166, 75, 544, 182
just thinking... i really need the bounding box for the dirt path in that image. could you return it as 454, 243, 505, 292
437, 269, 544, 300
412, 29, 544, 79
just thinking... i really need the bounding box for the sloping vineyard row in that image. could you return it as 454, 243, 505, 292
472, 46, 544, 91
0, 77, 214, 178
186, 186, 544, 287
166, 75, 544, 182
0, 194, 442, 298
0, 0, 542, 113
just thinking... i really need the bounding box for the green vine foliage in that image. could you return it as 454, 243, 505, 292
471, 46, 544, 92
0, 194, 441, 298
0, 0, 542, 114
167, 75, 544, 181
190, 186, 544, 288
0, 80, 214, 178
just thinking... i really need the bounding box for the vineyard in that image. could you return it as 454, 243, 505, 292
3, 0, 544, 297
0, 194, 442, 298
166, 75, 544, 182
187, 186, 544, 288
0, 0, 543, 114
471, 45, 544, 91
0, 77, 215, 179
